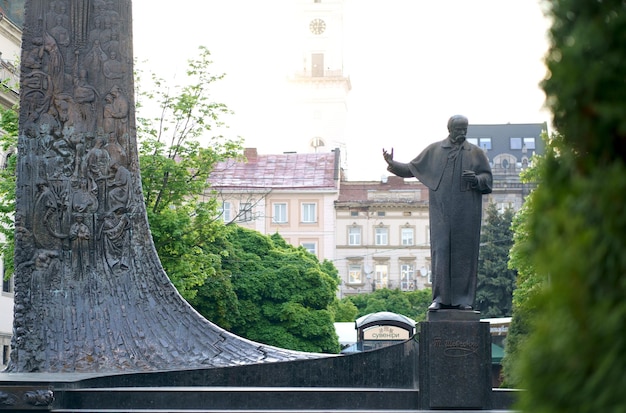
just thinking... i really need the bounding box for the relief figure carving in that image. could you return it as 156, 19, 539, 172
106, 162, 131, 212
70, 214, 92, 279
33, 180, 67, 251
49, 15, 71, 48
100, 208, 130, 272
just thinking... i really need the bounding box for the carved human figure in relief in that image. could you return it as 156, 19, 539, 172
101, 207, 130, 271
86, 136, 111, 206
103, 51, 125, 89
33, 181, 67, 252
71, 178, 98, 214
73, 67, 99, 135
104, 131, 127, 168
23, 37, 45, 70
42, 32, 65, 95
50, 15, 71, 48
70, 214, 92, 278
103, 85, 129, 139
84, 39, 108, 87
45, 2, 60, 31
107, 162, 131, 213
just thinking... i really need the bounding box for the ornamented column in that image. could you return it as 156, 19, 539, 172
9, 0, 317, 373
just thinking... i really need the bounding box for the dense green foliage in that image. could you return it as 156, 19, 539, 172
0, 106, 18, 280
500, 143, 545, 388
341, 288, 432, 323
514, 2, 626, 411
136, 46, 243, 299
193, 227, 341, 354
329, 297, 359, 322
475, 203, 516, 318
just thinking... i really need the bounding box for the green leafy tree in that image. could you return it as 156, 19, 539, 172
514, 2, 626, 412
0, 106, 18, 281
329, 298, 358, 322
195, 227, 341, 353
475, 203, 517, 318
136, 46, 243, 300
343, 288, 431, 322
500, 143, 546, 388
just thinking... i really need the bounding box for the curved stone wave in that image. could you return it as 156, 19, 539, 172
8, 0, 321, 373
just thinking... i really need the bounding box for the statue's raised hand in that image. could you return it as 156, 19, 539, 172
382, 148, 394, 165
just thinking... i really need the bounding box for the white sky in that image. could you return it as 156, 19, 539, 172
131, 0, 551, 180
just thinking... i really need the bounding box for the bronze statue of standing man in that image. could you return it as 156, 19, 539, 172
383, 115, 492, 311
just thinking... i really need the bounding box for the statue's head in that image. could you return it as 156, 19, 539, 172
447, 115, 468, 144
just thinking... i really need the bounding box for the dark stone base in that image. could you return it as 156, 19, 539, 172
0, 338, 520, 411
419, 319, 492, 410
427, 308, 481, 322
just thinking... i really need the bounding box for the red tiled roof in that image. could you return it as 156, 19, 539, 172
210, 150, 339, 190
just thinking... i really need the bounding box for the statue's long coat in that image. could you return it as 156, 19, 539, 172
387, 138, 492, 307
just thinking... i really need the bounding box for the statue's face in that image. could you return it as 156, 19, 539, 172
449, 119, 468, 144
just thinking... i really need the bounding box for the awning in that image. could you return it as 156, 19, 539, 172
492, 343, 505, 364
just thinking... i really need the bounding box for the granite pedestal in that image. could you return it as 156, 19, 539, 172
419, 310, 492, 410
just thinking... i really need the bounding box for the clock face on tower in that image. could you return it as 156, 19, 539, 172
309, 18, 326, 35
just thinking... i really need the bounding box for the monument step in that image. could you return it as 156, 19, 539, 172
51, 410, 515, 413
52, 410, 422, 413
53, 386, 419, 412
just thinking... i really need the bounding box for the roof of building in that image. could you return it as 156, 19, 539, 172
209, 148, 340, 191
355, 312, 416, 329
337, 176, 428, 204
467, 122, 547, 160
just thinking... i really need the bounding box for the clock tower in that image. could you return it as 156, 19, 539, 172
288, 0, 351, 158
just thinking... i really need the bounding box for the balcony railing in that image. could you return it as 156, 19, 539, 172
291, 69, 347, 78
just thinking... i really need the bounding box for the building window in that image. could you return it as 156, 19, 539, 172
523, 137, 536, 150
348, 264, 362, 284
377, 211, 385, 217
400, 264, 415, 291
2, 275, 11, 294
350, 211, 359, 217
375, 227, 388, 246
239, 203, 253, 222
401, 228, 414, 246
479, 138, 492, 150
348, 226, 361, 246
301, 242, 317, 255
301, 242, 316, 254
220, 201, 232, 222
2, 255, 8, 293
510, 137, 522, 150
272, 203, 288, 223
467, 138, 478, 146
2, 345, 9, 366
312, 53, 324, 77
375, 264, 388, 289
301, 202, 317, 223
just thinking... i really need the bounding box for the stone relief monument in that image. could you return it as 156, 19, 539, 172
8, 0, 317, 373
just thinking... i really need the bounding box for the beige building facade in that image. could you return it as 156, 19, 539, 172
335, 176, 432, 298
209, 148, 342, 262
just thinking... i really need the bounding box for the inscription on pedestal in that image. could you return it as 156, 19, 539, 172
419, 321, 492, 409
